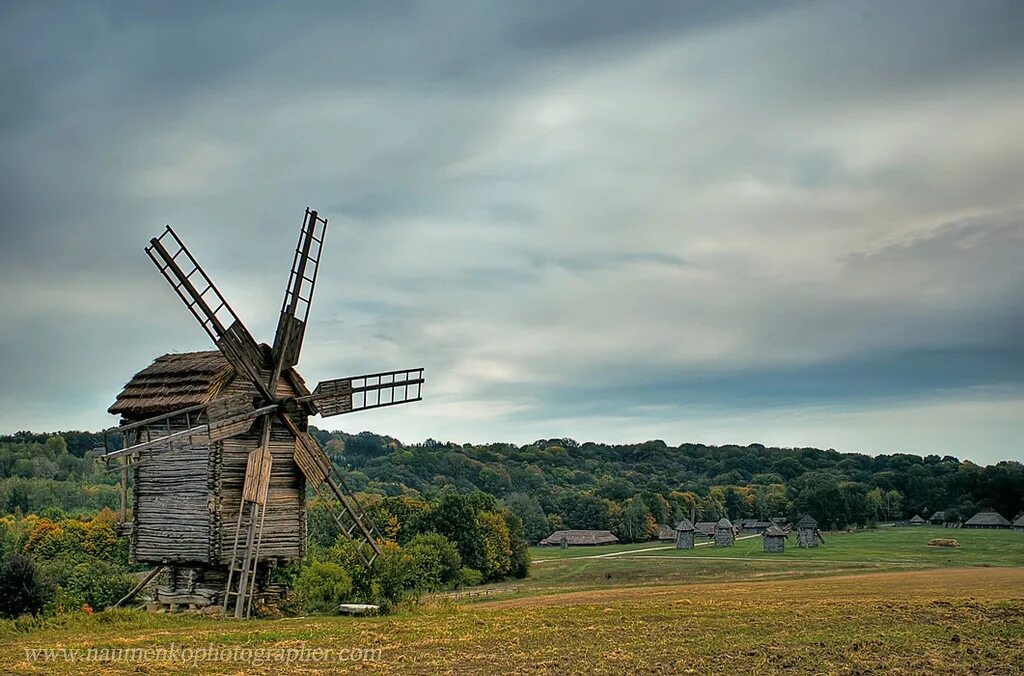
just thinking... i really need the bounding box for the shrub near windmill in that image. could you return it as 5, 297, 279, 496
103, 209, 424, 618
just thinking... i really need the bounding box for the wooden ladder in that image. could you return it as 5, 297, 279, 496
223, 442, 273, 618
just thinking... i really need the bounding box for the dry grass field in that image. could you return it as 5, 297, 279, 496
2, 566, 1022, 674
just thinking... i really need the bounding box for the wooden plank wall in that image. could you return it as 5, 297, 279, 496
132, 418, 213, 563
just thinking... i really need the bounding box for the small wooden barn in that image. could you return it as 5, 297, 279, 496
1013, 515, 1024, 532
762, 524, 787, 553
909, 514, 926, 526
539, 530, 619, 546
714, 518, 735, 547
963, 512, 1011, 529
796, 515, 824, 548
929, 510, 946, 525
673, 518, 696, 550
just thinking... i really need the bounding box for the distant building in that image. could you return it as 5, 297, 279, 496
962, 512, 1011, 530
796, 515, 824, 548
695, 522, 717, 538
673, 518, 696, 550
714, 518, 735, 547
653, 524, 676, 541
539, 530, 619, 546
909, 515, 926, 526
1013, 515, 1024, 532
738, 518, 774, 533
929, 510, 946, 525
762, 525, 787, 553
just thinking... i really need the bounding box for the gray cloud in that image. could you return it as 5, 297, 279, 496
1, 1, 1022, 462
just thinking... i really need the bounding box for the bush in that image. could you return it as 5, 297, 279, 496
293, 561, 353, 613
458, 567, 483, 588
38, 555, 134, 613
405, 533, 462, 592
0, 554, 45, 618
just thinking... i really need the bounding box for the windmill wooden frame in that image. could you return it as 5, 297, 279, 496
103, 208, 424, 617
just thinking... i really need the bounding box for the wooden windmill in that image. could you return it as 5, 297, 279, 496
103, 208, 423, 617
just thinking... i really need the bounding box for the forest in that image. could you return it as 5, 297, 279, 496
2, 429, 1019, 545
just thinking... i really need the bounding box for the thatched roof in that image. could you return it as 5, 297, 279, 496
763, 525, 787, 538
715, 517, 733, 529
109, 349, 310, 417
964, 511, 1011, 527
796, 515, 819, 529
929, 510, 946, 522
674, 518, 695, 532
695, 521, 717, 536
910, 515, 926, 524
539, 530, 619, 546
1014, 514, 1024, 528
109, 351, 233, 416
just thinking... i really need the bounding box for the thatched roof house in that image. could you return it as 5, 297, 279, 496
539, 530, 619, 546
963, 512, 1011, 529
738, 518, 774, 533
695, 521, 717, 537
909, 514, 926, 526
1014, 515, 1024, 532
653, 524, 676, 541
929, 510, 946, 524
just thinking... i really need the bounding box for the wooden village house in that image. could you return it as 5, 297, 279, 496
963, 512, 1011, 529
540, 530, 619, 546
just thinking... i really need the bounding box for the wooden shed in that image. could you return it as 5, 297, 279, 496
109, 351, 311, 597
714, 518, 735, 547
1013, 515, 1024, 532
762, 525, 787, 553
909, 514, 926, 526
673, 518, 695, 550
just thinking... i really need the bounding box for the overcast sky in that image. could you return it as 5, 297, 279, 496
1, 1, 1022, 463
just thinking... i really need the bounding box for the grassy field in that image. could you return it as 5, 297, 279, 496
2, 528, 1022, 674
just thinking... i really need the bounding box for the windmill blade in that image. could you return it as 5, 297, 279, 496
269, 208, 327, 389
146, 226, 273, 403
102, 397, 276, 460
277, 413, 382, 560
303, 368, 424, 418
